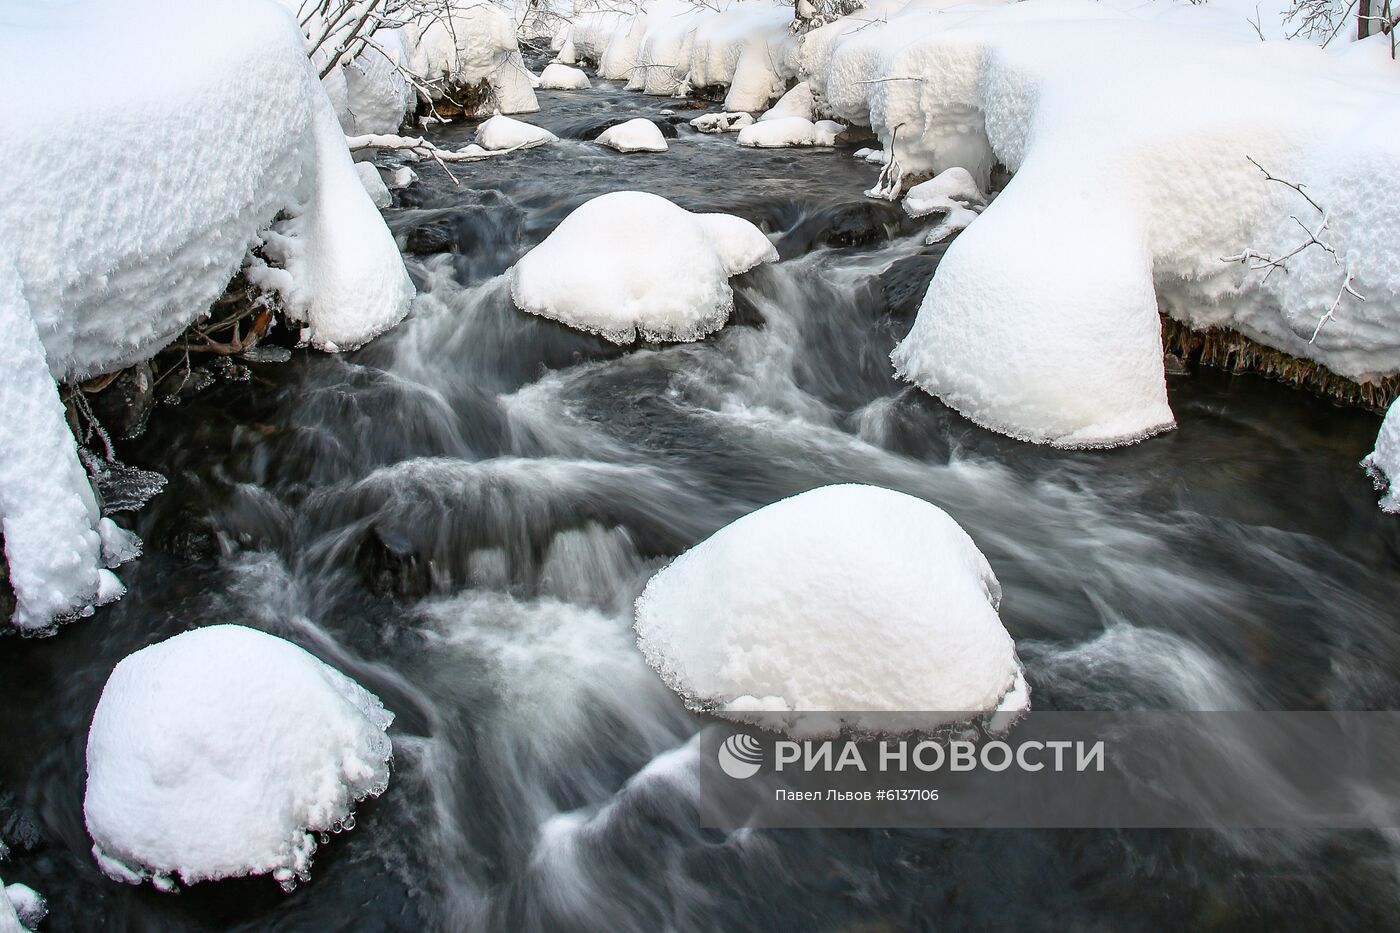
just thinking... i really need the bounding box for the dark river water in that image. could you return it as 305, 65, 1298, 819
2, 72, 1400, 932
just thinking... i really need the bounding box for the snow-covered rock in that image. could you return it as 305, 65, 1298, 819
475, 113, 558, 150
690, 111, 755, 134
759, 81, 813, 122
557, 38, 578, 64
0, 0, 413, 631
737, 116, 816, 148
0, 881, 44, 932
408, 0, 539, 114
538, 62, 592, 89
798, 0, 1400, 447
596, 119, 669, 153
390, 165, 418, 190
355, 161, 392, 209
634, 484, 1027, 731
84, 625, 394, 892
1365, 400, 1400, 513
509, 191, 778, 343
902, 166, 987, 243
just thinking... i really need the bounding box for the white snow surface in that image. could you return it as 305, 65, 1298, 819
0, 0, 412, 631
476, 112, 559, 149
1365, 400, 1400, 513
84, 625, 394, 891
539, 62, 592, 89
510, 191, 778, 343
634, 484, 1026, 729
596, 119, 669, 153
355, 161, 393, 208
788, 0, 1400, 447
759, 81, 813, 121
408, 0, 539, 114
737, 116, 815, 147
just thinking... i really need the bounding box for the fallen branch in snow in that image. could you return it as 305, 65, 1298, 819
345, 133, 520, 184
1222, 156, 1367, 344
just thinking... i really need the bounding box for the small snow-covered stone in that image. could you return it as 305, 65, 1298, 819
354, 162, 392, 209
633, 484, 1027, 732
389, 166, 418, 190
509, 191, 777, 344
1365, 399, 1400, 513
539, 62, 591, 90
596, 119, 668, 153
813, 119, 845, 146
1, 881, 44, 932
758, 81, 813, 122
690, 111, 754, 134
84, 625, 394, 891
903, 167, 986, 218
475, 112, 557, 150
737, 116, 816, 148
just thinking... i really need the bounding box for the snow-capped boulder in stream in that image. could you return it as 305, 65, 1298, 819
737, 117, 843, 148
475, 112, 558, 150
0, 880, 44, 932
538, 62, 591, 90
509, 191, 778, 343
596, 119, 669, 153
0, 0, 413, 631
1365, 399, 1400, 513
633, 484, 1028, 734
84, 625, 393, 892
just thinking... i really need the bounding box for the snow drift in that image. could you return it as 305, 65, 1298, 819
510, 191, 777, 343
0, 0, 413, 630
634, 484, 1028, 732
84, 625, 393, 892
793, 0, 1400, 446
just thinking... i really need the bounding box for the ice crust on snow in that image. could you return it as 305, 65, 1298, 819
539, 62, 592, 89
510, 191, 778, 344
84, 625, 393, 891
0, 0, 413, 630
596, 119, 669, 153
476, 112, 559, 150
1365, 400, 1400, 513
634, 484, 1027, 730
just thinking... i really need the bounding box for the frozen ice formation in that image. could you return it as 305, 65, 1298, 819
634, 484, 1028, 732
84, 625, 393, 892
510, 191, 778, 343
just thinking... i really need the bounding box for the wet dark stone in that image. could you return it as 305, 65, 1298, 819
0, 534, 12, 623
356, 523, 433, 600
778, 200, 918, 258
88, 361, 155, 439
400, 201, 526, 275
157, 509, 220, 562
0, 791, 44, 856
881, 246, 949, 320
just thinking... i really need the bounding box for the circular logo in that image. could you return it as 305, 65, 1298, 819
718, 733, 764, 779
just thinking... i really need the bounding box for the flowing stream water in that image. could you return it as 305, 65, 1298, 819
2, 75, 1400, 932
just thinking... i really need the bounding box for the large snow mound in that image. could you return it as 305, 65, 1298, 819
84, 625, 393, 892
690, 111, 755, 134
510, 191, 778, 343
408, 0, 539, 114
596, 118, 669, 153
634, 484, 1027, 728
798, 0, 1400, 447
0, 0, 412, 631
1365, 400, 1400, 513
476, 113, 558, 150
570, 0, 798, 110
539, 62, 592, 89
